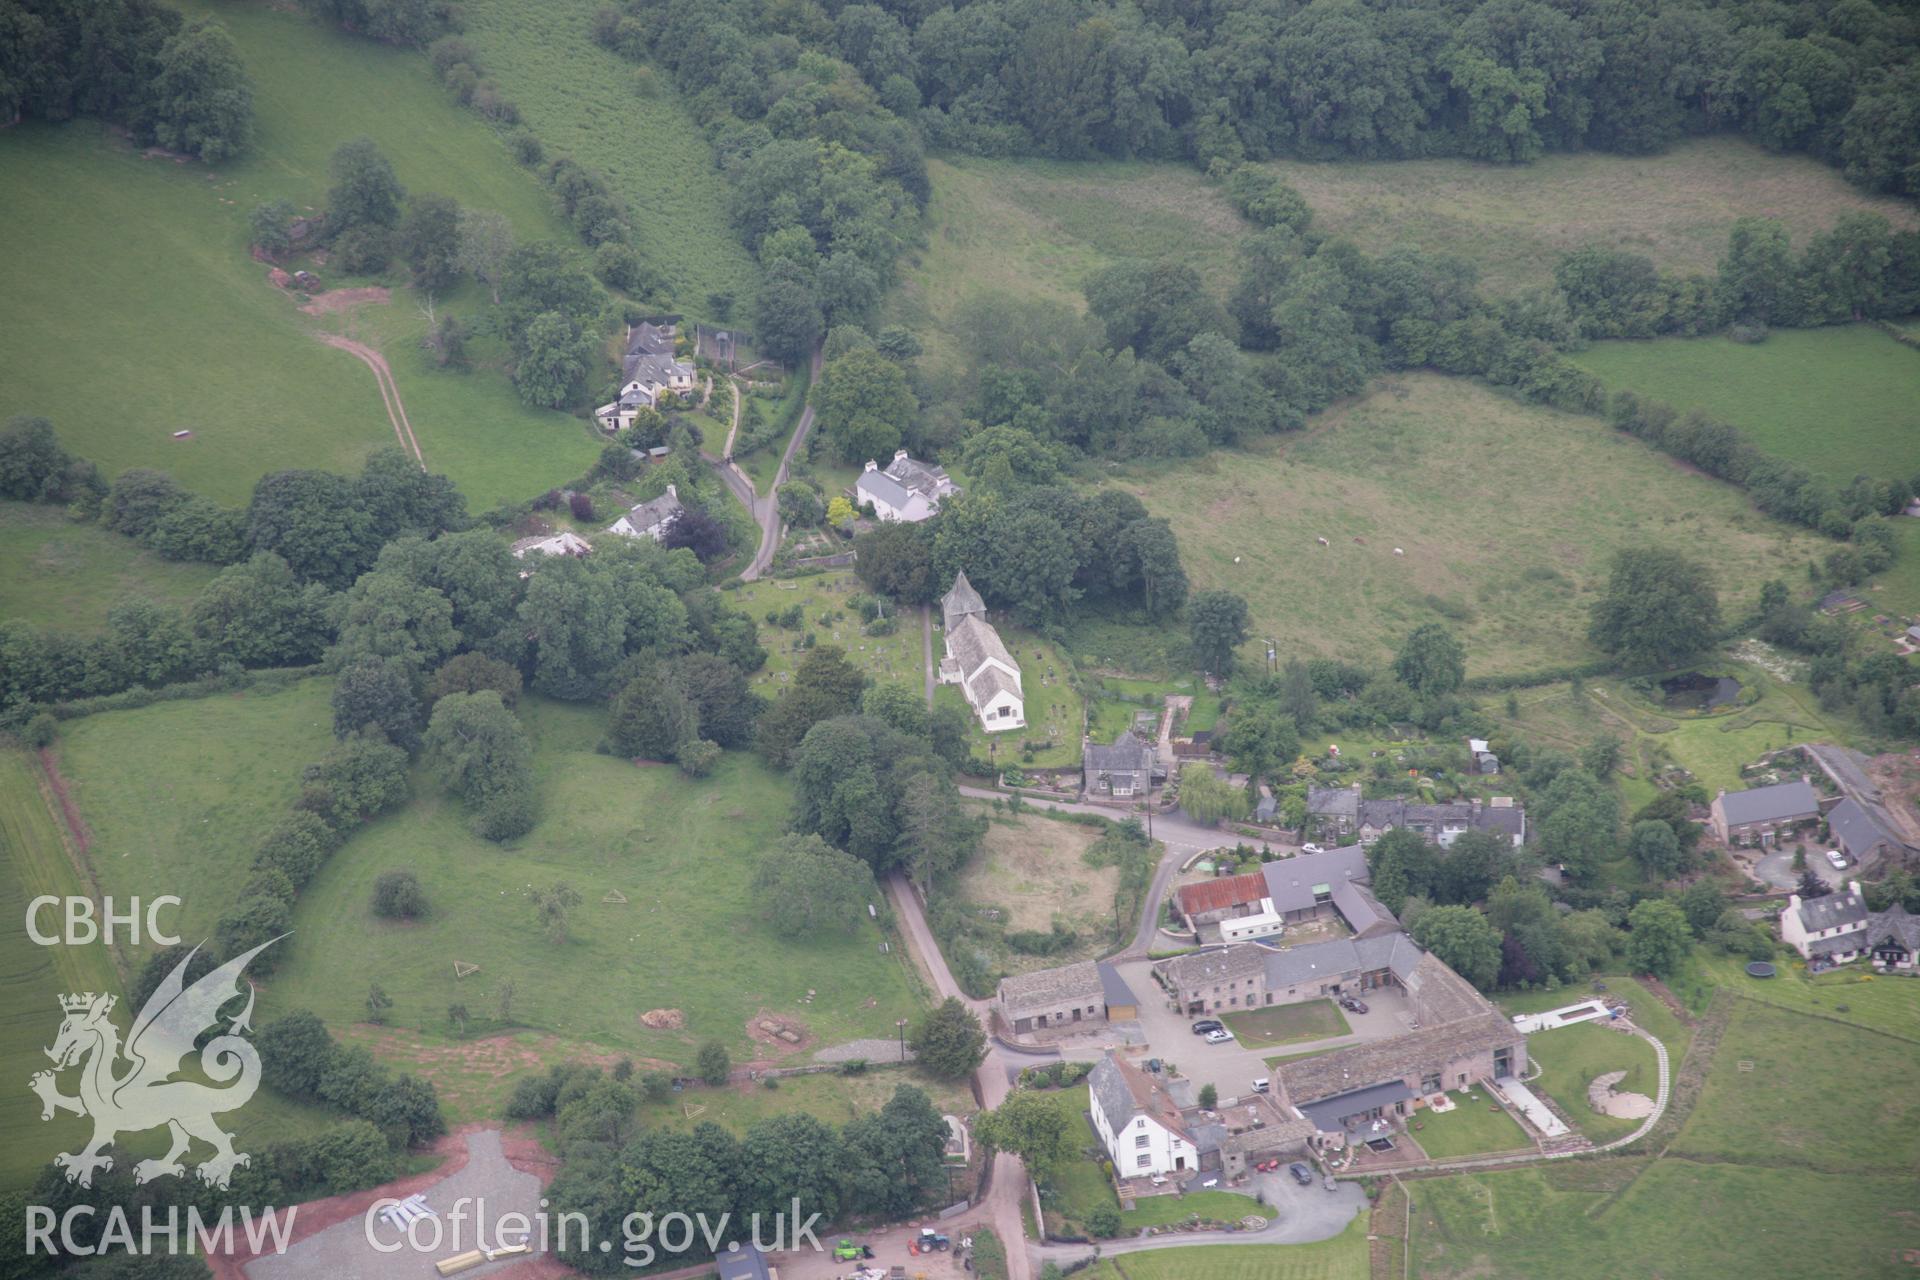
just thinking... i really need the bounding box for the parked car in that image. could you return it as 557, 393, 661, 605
1204, 1028, 1233, 1044
1302, 843, 1324, 854
1191, 1019, 1224, 1035
1288, 1162, 1315, 1186
1826, 849, 1848, 868
1340, 995, 1369, 1014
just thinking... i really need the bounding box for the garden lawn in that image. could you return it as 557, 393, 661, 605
1409, 1093, 1532, 1159
1571, 325, 1920, 485
1220, 999, 1350, 1050
732, 571, 921, 692
263, 699, 923, 1071
1263, 136, 1915, 296
1129, 375, 1827, 678
1671, 999, 1920, 1174
1669, 950, 1920, 1041
1075, 1216, 1370, 1280
1516, 1021, 1661, 1146
1496, 977, 1693, 1062
0, 751, 335, 1191
1121, 1189, 1274, 1230
0, 502, 219, 631
1413, 1159, 1917, 1280
453, 0, 758, 313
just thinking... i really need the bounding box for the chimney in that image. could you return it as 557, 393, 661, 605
1788, 893, 1801, 913
1849, 880, 1862, 899
894, 448, 910, 462
864, 459, 878, 472
665, 483, 677, 499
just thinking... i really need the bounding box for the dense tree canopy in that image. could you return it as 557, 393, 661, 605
1589, 547, 1723, 669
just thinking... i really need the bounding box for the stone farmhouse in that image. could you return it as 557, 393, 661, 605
855, 450, 959, 523
1155, 928, 1421, 1016
1274, 951, 1526, 1147
1170, 844, 1390, 945
995, 960, 1138, 1035
594, 322, 696, 430
1306, 784, 1360, 840
1088, 1051, 1314, 1181
606, 484, 684, 542
937, 572, 1024, 732
1083, 730, 1159, 799
1828, 796, 1903, 867
1708, 777, 1821, 846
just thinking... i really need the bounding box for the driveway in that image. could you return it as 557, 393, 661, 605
1029, 1171, 1363, 1269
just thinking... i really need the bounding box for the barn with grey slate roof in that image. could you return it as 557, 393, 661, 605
1710, 778, 1821, 845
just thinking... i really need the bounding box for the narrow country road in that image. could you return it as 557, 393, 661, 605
741, 345, 824, 580
885, 873, 1033, 1280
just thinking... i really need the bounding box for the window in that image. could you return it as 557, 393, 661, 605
1135, 1134, 1150, 1149
1136, 1155, 1152, 1168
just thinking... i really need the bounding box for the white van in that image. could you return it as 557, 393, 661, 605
1252, 1077, 1270, 1094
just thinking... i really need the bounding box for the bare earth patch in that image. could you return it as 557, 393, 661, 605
746, 1010, 814, 1056
639, 1007, 686, 1030
299, 285, 391, 314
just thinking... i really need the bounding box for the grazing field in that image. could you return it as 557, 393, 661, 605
1074, 1217, 1370, 1280
263, 699, 920, 1071
1571, 325, 1920, 485
949, 810, 1121, 973
0, 751, 335, 1191
1126, 375, 1828, 677
1410, 1093, 1533, 1160
886, 156, 1250, 372
454, 0, 757, 312
731, 572, 921, 692
0, 502, 220, 631
1413, 1158, 1916, 1280
1672, 999, 1920, 1173
0, 0, 602, 508
1263, 137, 1917, 296
1220, 1000, 1350, 1050
53, 679, 337, 951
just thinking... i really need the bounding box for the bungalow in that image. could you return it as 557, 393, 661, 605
1780, 880, 1869, 963
510, 530, 592, 560
995, 960, 1138, 1034
1709, 778, 1821, 846
855, 450, 959, 523
1084, 731, 1158, 799
606, 485, 684, 542
937, 573, 1024, 732
1865, 905, 1920, 972
1088, 1052, 1199, 1178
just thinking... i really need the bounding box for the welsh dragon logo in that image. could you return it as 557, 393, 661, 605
30, 938, 278, 1190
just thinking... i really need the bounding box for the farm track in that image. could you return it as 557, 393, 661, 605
312, 332, 425, 467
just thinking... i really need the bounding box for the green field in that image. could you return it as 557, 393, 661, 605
1672, 999, 1920, 1173
1074, 1216, 1370, 1280
0, 751, 335, 1191
1264, 136, 1917, 296
1127, 375, 1828, 677
1572, 325, 1920, 485
1220, 999, 1350, 1050
0, 501, 220, 631
1413, 1158, 1918, 1280
1410, 1092, 1533, 1159
1669, 952, 1920, 1042
886, 156, 1250, 373
454, 0, 758, 313
0, 1, 606, 509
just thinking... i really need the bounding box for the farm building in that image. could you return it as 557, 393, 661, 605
1709, 778, 1821, 846
995, 960, 1137, 1034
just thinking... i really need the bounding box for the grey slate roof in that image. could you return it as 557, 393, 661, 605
1097, 961, 1138, 1008
627, 321, 675, 357
1331, 880, 1399, 938
1260, 927, 1418, 991
616, 488, 684, 534
714, 1245, 772, 1280
1089, 1052, 1190, 1142
948, 613, 1016, 681
1086, 731, 1155, 781
1828, 797, 1901, 859
1474, 802, 1526, 843
942, 572, 986, 629
1307, 784, 1360, 820
1796, 885, 1868, 933
1298, 1079, 1415, 1133
855, 466, 915, 510
1260, 845, 1370, 913
969, 663, 1022, 708
1866, 905, 1920, 954
998, 960, 1103, 1013
1718, 779, 1820, 827
627, 351, 690, 387
1278, 1006, 1516, 1106
1089, 1054, 1138, 1132
1161, 944, 1269, 991
883, 452, 955, 501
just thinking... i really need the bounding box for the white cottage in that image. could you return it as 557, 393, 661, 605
855, 450, 958, 523
606, 484, 684, 541
936, 572, 1024, 732
1088, 1052, 1197, 1178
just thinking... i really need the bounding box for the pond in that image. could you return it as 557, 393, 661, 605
1660, 672, 1742, 710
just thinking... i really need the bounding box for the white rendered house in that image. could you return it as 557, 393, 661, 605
1088, 1052, 1195, 1177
